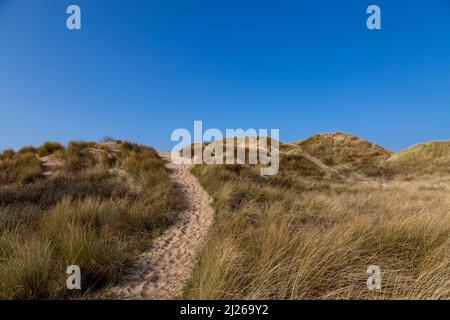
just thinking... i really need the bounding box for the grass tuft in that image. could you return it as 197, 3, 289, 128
0, 140, 179, 299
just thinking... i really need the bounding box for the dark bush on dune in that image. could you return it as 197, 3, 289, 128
0, 153, 43, 185
37, 142, 65, 157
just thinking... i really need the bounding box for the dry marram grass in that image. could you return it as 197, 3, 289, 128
184, 134, 450, 300
0, 141, 180, 299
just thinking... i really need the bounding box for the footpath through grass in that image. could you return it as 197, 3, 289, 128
0, 141, 180, 299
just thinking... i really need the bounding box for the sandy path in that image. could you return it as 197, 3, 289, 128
108, 152, 214, 299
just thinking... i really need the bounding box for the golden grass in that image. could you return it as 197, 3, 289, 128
387, 141, 450, 175
184, 163, 450, 300
295, 133, 392, 175
3, 133, 450, 300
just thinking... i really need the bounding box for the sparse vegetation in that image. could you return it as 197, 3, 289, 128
0, 141, 180, 299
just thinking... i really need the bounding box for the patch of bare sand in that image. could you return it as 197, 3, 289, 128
40, 154, 64, 176
108, 152, 214, 299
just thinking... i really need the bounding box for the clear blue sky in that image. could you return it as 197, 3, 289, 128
1, 0, 450, 151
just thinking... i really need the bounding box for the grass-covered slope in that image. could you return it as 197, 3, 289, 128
0, 141, 180, 299
180, 137, 333, 179
295, 133, 392, 176
387, 141, 450, 175
185, 147, 450, 299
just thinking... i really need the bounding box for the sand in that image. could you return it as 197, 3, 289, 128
108, 152, 214, 299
